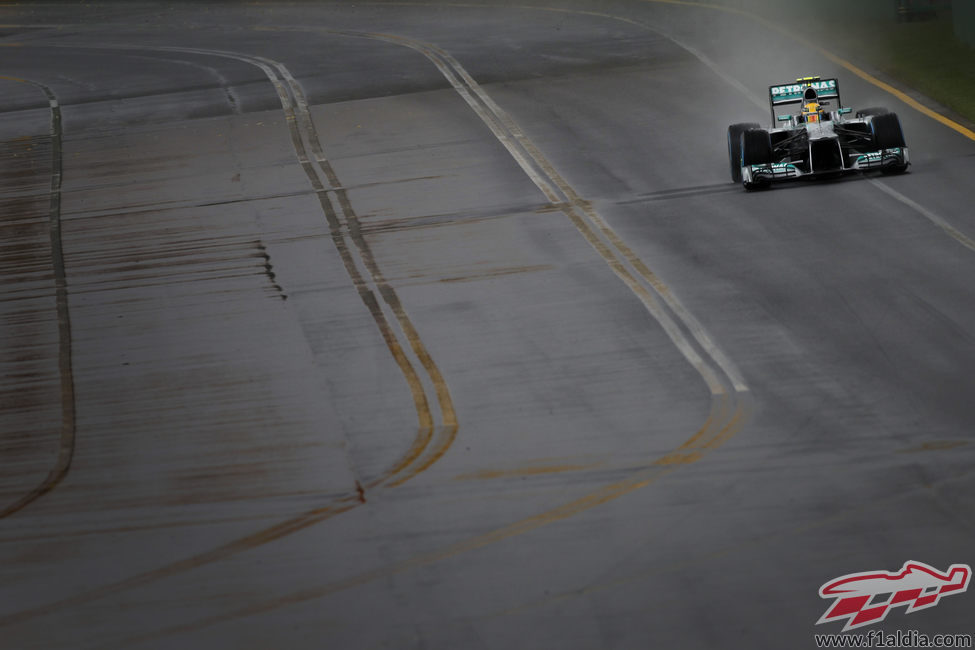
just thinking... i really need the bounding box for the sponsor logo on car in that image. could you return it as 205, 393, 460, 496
771, 79, 837, 96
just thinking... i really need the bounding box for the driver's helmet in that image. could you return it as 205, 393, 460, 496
803, 101, 823, 123
801, 86, 823, 123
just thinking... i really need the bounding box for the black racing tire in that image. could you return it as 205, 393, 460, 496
741, 129, 772, 165
728, 122, 759, 183
741, 129, 772, 191
871, 112, 906, 149
856, 106, 890, 118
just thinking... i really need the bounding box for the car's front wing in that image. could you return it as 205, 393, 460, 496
741, 146, 909, 184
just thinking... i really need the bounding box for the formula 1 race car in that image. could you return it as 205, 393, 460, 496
728, 76, 909, 190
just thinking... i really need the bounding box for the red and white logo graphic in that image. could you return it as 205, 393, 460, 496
817, 561, 971, 631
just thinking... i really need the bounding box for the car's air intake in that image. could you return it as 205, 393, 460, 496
810, 138, 843, 173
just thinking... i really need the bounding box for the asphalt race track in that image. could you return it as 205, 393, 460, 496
2, 2, 975, 648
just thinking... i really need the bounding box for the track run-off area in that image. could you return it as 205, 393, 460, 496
1, 2, 975, 648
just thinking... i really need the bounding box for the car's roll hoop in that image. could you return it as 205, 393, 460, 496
768, 76, 842, 123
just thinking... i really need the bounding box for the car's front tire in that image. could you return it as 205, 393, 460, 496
741, 128, 772, 190
728, 122, 759, 183
871, 112, 906, 148
871, 112, 909, 174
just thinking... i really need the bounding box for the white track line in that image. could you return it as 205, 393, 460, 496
869, 179, 975, 253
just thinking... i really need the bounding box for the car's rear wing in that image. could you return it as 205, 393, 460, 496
768, 77, 842, 122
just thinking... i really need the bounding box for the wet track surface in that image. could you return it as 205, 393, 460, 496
2, 2, 975, 648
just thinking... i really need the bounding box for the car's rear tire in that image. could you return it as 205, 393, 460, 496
728, 122, 759, 183
856, 106, 890, 118
741, 128, 772, 190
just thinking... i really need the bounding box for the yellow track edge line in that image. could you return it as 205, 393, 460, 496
0, 499, 360, 628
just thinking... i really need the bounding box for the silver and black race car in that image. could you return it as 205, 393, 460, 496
728, 76, 909, 190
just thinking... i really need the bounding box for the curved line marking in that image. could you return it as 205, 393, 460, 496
275, 64, 462, 485
0, 75, 76, 520
119, 395, 750, 647
0, 43, 453, 626
491, 462, 975, 620
0, 499, 360, 627
117, 43, 452, 488
186, 46, 457, 489
12, 43, 447, 490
